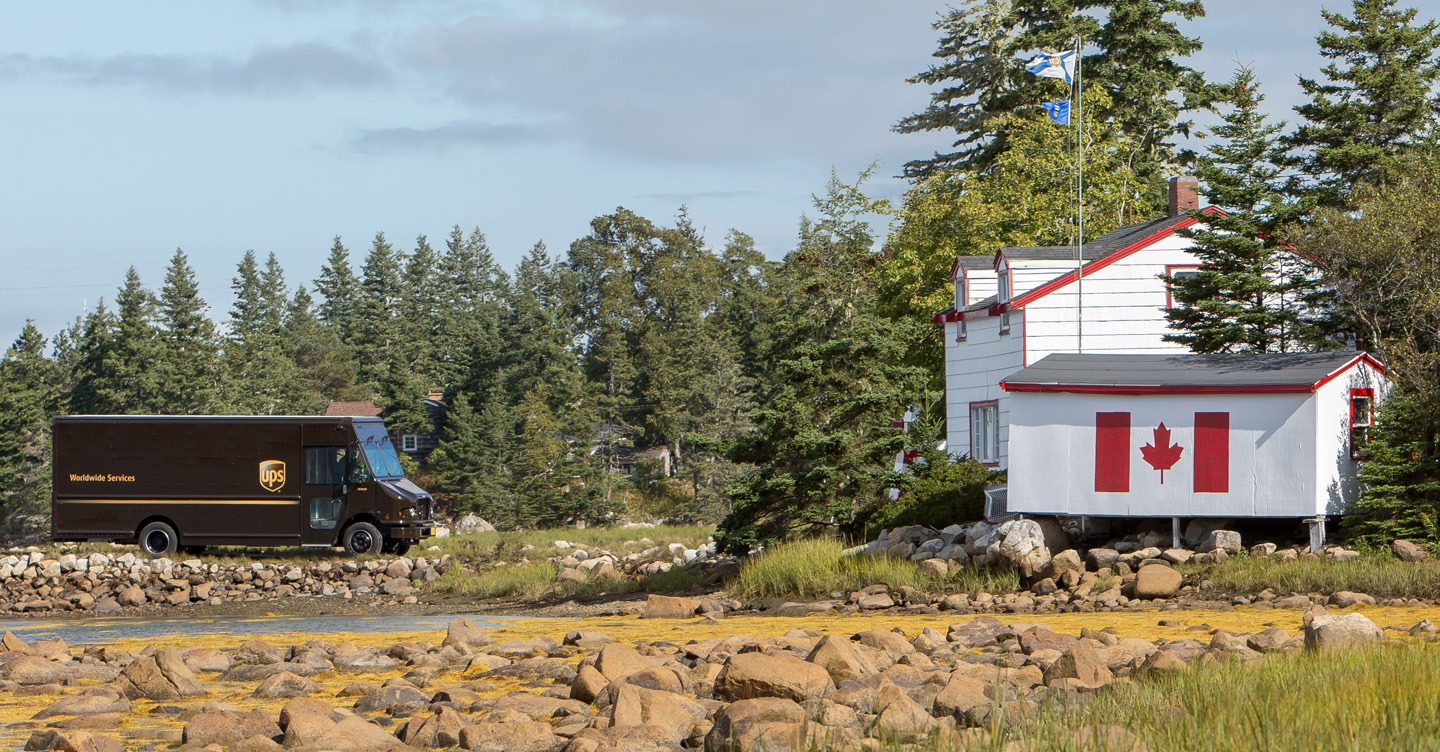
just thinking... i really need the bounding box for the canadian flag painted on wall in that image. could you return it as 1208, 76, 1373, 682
1094, 412, 1229, 493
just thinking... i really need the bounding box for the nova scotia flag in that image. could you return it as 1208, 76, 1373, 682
1025, 50, 1076, 84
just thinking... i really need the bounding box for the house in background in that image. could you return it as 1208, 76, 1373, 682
324, 389, 446, 464
933, 177, 1225, 471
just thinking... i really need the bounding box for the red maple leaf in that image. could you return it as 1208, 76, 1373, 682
1141, 422, 1183, 484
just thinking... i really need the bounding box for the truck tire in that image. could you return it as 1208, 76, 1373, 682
139, 521, 179, 558
343, 522, 383, 556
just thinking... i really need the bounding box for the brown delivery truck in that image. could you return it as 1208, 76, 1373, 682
51, 415, 435, 558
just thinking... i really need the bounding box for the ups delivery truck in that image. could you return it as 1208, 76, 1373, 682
51, 415, 435, 558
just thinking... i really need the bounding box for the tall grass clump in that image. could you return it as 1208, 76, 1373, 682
427, 525, 714, 562
430, 562, 559, 599
727, 538, 1017, 600
988, 643, 1440, 752
1196, 551, 1440, 599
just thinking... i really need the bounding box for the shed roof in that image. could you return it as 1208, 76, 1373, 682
325, 400, 383, 417
1001, 352, 1384, 395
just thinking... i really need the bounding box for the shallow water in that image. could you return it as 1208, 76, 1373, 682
0, 613, 523, 647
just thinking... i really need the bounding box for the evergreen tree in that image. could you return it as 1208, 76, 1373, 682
437, 226, 508, 389
0, 322, 63, 527
1347, 392, 1440, 547
398, 235, 443, 383
1290, 0, 1440, 206
718, 169, 929, 552
377, 350, 431, 436
1165, 66, 1334, 353
226, 251, 298, 413
314, 236, 360, 339
897, 0, 1210, 194
352, 232, 402, 387
155, 249, 223, 414
428, 391, 518, 520
284, 286, 364, 412
70, 270, 163, 414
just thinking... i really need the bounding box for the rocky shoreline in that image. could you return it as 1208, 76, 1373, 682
0, 595, 1424, 752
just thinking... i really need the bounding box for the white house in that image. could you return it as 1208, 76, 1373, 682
999, 351, 1388, 547
935, 177, 1216, 470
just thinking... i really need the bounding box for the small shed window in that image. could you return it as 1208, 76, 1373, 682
401, 434, 419, 453
956, 318, 967, 342
999, 310, 1011, 335
1165, 264, 1202, 309
970, 402, 999, 465
1350, 389, 1374, 460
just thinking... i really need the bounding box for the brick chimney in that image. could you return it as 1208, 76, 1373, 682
1168, 176, 1199, 217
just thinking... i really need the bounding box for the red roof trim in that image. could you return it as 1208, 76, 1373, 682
1009, 207, 1227, 310
1000, 352, 1387, 395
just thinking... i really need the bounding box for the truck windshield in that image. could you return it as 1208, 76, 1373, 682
353, 422, 405, 478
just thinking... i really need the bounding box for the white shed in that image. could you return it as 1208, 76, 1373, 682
999, 352, 1388, 546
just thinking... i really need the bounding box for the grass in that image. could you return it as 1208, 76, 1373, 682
1191, 550, 1440, 600
975, 642, 1440, 752
726, 538, 1019, 601
426, 525, 714, 563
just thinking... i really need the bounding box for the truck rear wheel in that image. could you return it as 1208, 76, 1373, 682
139, 521, 179, 558
343, 522, 383, 556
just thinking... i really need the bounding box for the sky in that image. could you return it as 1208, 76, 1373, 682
0, 0, 1354, 347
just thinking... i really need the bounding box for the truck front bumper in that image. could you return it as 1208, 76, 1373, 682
385, 523, 435, 541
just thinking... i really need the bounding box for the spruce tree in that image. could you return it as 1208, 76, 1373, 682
156, 249, 223, 414
314, 236, 359, 339
398, 234, 443, 385
0, 322, 63, 527
70, 270, 163, 413
1165, 66, 1333, 353
285, 286, 364, 412
1290, 0, 1440, 206
353, 232, 402, 387
225, 251, 298, 414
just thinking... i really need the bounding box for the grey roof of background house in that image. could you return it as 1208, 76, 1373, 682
999, 214, 1188, 263
1002, 351, 1368, 389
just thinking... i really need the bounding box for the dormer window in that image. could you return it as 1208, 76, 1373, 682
954, 275, 968, 310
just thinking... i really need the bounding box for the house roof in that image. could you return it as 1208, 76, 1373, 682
998, 214, 1188, 265
324, 400, 383, 417
1000, 352, 1385, 395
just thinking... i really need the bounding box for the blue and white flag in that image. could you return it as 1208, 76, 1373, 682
1041, 101, 1071, 125
1025, 50, 1076, 84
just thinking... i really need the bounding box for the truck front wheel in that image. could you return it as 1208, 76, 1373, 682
139, 521, 179, 558
343, 522, 383, 556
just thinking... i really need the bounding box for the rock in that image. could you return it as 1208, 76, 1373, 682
1049, 549, 1083, 576
1305, 613, 1383, 652
281, 709, 339, 748
1132, 565, 1182, 599
183, 648, 232, 673
571, 664, 610, 704
918, 558, 948, 578
1043, 641, 1113, 688
870, 684, 935, 741
1035, 517, 1072, 556
115, 586, 146, 607
604, 684, 703, 744
932, 672, 992, 716
856, 593, 894, 610
234, 639, 283, 665
563, 630, 618, 649
1197, 530, 1241, 555
805, 635, 878, 683
2, 655, 70, 685
443, 618, 496, 648
595, 643, 655, 682
116, 652, 203, 701
715, 652, 834, 704
854, 629, 915, 655
1392, 539, 1429, 562
1250, 542, 1278, 556
1087, 548, 1119, 572
994, 519, 1051, 578
396, 707, 468, 749
643, 594, 697, 619
181, 710, 282, 747
313, 715, 415, 751
1328, 591, 1376, 608
353, 684, 430, 714
705, 697, 805, 752
458, 721, 556, 752
253, 670, 319, 698
22, 730, 125, 752
1136, 649, 1187, 676
457, 514, 495, 534
31, 687, 131, 719
1247, 628, 1291, 653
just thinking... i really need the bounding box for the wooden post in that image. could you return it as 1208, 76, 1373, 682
1172, 517, 1182, 550
1307, 516, 1327, 553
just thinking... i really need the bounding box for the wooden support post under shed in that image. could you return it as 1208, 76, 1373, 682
1307, 516, 1327, 553
1172, 517, 1182, 550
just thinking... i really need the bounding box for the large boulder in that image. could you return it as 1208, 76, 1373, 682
253, 670, 319, 698
1042, 641, 1113, 688
1305, 613, 1383, 652
715, 652, 834, 704
181, 710, 282, 747
115, 651, 204, 701
396, 707, 468, 749
643, 595, 697, 619
870, 684, 935, 741
705, 697, 806, 752
991, 519, 1051, 578
1197, 530, 1242, 555
443, 618, 496, 649
456, 514, 495, 534
1392, 540, 1429, 562
22, 730, 125, 752
31, 687, 131, 719
604, 684, 704, 745
457, 721, 555, 752
1132, 565, 1182, 599
594, 642, 655, 682
805, 635, 878, 683
1, 655, 71, 684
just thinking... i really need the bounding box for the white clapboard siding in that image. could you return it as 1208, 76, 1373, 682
945, 313, 1024, 467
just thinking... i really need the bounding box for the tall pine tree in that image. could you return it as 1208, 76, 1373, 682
0, 322, 63, 528
155, 249, 223, 414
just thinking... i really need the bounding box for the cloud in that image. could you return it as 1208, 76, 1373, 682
355, 119, 555, 151
0, 42, 386, 94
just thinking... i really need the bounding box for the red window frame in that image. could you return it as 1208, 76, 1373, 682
1350, 388, 1375, 460
1164, 264, 1201, 309
969, 400, 1000, 467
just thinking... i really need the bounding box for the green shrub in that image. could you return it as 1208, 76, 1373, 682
854, 454, 999, 541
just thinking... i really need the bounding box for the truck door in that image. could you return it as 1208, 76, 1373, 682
301, 445, 348, 545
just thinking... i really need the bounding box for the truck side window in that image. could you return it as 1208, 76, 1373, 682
348, 443, 371, 484
304, 447, 346, 485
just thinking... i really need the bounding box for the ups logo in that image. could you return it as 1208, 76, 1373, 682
259, 460, 286, 492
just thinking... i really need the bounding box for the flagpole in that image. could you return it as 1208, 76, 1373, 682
1075, 36, 1084, 354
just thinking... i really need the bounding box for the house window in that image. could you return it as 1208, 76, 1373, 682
997, 263, 1011, 303
954, 277, 968, 310
956, 318, 967, 342
970, 402, 1000, 465
1165, 264, 1202, 309
401, 434, 419, 453
1350, 389, 1374, 460
999, 309, 1011, 335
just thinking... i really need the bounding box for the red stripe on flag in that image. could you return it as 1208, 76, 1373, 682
1194, 412, 1229, 493
1095, 412, 1130, 492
